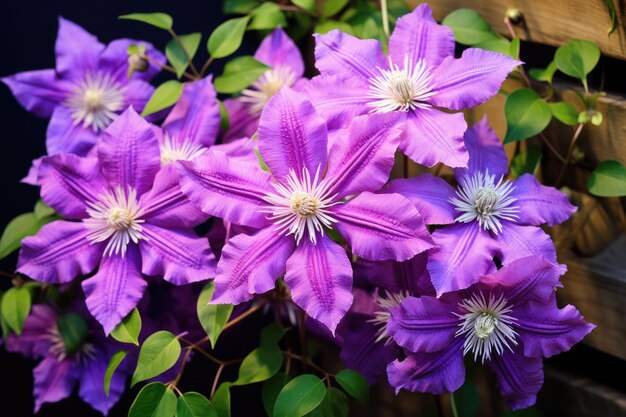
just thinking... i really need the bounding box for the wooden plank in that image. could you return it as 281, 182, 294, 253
556, 236, 626, 361
539, 367, 626, 416
409, 0, 626, 60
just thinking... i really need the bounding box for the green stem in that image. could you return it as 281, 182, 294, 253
555, 123, 584, 187
380, 0, 390, 39
450, 392, 459, 417
168, 29, 200, 78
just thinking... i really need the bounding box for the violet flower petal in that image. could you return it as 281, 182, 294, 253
17, 221, 104, 284
255, 27, 305, 78
430, 48, 521, 111
284, 234, 353, 334
123, 79, 156, 116
98, 39, 166, 82
384, 174, 457, 225
177, 151, 273, 228
221, 98, 258, 143
495, 222, 557, 265
258, 88, 328, 182
387, 339, 465, 394
46, 106, 100, 155
314, 30, 385, 80
510, 174, 577, 226
163, 76, 221, 147
78, 350, 126, 415
140, 224, 216, 285
387, 295, 459, 353
5, 305, 56, 358
97, 107, 161, 196
388, 3, 455, 69
55, 17, 105, 80
1, 69, 69, 117
332, 192, 434, 262
454, 117, 509, 181
38, 154, 107, 219
33, 356, 80, 413
82, 245, 147, 334
428, 222, 499, 296
213, 227, 295, 304
324, 112, 402, 198
400, 107, 468, 168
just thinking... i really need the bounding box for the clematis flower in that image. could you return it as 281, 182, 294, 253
177, 87, 434, 332
1, 17, 165, 159
17, 107, 216, 334
384, 256, 594, 410
6, 304, 128, 415
304, 3, 520, 168
222, 27, 307, 143
385, 118, 576, 295
335, 253, 433, 384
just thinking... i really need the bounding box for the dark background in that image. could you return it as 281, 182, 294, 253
3, 1, 626, 416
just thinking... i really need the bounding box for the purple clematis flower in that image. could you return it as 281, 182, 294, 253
385, 118, 577, 295
177, 87, 434, 332
1, 17, 165, 159
6, 304, 128, 415
384, 256, 594, 410
17, 107, 216, 334
304, 3, 520, 168
222, 27, 307, 143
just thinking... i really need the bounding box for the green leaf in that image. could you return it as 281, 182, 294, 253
262, 372, 292, 417
1, 287, 31, 335
273, 374, 326, 417
119, 13, 173, 30
591, 111, 604, 126
335, 369, 368, 404
111, 307, 142, 346
510, 145, 543, 179
529, 61, 558, 84
606, 0, 617, 36
57, 313, 89, 355
214, 56, 270, 94
0, 291, 8, 341
323, 0, 349, 17
234, 344, 283, 385
442, 9, 501, 45
218, 100, 230, 131
224, 0, 260, 14
104, 350, 128, 396
555, 40, 601, 85
132, 330, 182, 386
310, 388, 348, 417
212, 383, 232, 417
141, 80, 184, 117
128, 382, 177, 417
177, 392, 218, 417
249, 3, 287, 30
509, 37, 521, 59
260, 322, 286, 346
549, 102, 579, 126
314, 20, 354, 35
454, 381, 481, 417
207, 17, 250, 59
588, 160, 626, 197
475, 38, 511, 56
197, 282, 234, 348
34, 200, 55, 220
166, 33, 202, 78
292, 0, 315, 13
0, 212, 56, 261
503, 88, 552, 143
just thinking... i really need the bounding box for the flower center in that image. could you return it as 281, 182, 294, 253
159, 133, 206, 166
455, 293, 518, 363
450, 170, 520, 234
65, 72, 125, 132
84, 186, 145, 257
241, 66, 297, 115
367, 55, 436, 113
261, 166, 338, 245
368, 290, 409, 344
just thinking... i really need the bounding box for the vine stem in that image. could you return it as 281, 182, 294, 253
210, 364, 225, 398
503, 17, 532, 88
539, 132, 568, 163
198, 57, 214, 78
380, 0, 390, 39
144, 55, 196, 81
450, 392, 460, 417
168, 29, 200, 77
282, 351, 332, 378
193, 301, 267, 347
555, 123, 584, 187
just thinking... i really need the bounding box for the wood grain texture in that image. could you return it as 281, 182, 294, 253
410, 0, 626, 59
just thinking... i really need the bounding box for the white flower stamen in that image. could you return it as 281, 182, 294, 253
450, 170, 520, 234
367, 290, 410, 345
159, 133, 206, 166
455, 293, 518, 363
241, 66, 297, 115
65, 72, 125, 131
261, 166, 338, 245
367, 55, 436, 113
84, 186, 145, 257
